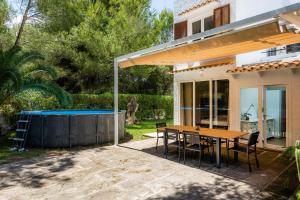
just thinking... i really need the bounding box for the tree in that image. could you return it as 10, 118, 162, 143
0, 0, 13, 49
15, 0, 174, 95
0, 47, 72, 107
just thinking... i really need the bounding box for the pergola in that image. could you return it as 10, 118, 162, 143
113, 3, 300, 145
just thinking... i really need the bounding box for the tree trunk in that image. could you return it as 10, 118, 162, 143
14, 0, 32, 48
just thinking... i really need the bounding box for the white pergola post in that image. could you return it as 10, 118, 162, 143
114, 59, 119, 146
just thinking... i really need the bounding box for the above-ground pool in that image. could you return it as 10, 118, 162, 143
21, 110, 125, 148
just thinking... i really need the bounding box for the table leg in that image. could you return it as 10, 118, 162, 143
163, 130, 167, 158
216, 138, 221, 168
234, 137, 239, 161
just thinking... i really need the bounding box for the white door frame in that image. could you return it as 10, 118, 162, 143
238, 83, 289, 150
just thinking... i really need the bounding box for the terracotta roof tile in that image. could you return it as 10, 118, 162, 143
172, 58, 234, 74
178, 0, 219, 16
226, 60, 300, 74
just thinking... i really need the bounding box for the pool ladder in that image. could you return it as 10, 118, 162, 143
10, 114, 32, 152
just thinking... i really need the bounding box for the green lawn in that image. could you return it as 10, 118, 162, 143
126, 119, 173, 140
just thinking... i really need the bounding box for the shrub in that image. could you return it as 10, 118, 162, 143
0, 90, 60, 125
72, 93, 173, 120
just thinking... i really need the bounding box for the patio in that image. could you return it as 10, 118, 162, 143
0, 138, 296, 200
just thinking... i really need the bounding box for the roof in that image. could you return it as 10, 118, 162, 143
172, 57, 234, 74
178, 0, 219, 16
226, 59, 300, 74
116, 3, 300, 68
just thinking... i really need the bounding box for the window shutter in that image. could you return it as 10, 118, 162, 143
214, 7, 222, 27
214, 4, 230, 27
222, 4, 230, 25
174, 21, 187, 40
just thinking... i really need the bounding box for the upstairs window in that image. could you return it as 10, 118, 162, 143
204, 16, 214, 31
214, 4, 230, 28
192, 20, 202, 34
286, 43, 300, 54
174, 21, 187, 40
267, 48, 277, 57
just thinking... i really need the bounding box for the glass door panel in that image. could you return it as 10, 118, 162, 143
264, 86, 286, 148
180, 82, 193, 126
213, 80, 229, 130
195, 81, 210, 127
240, 88, 259, 134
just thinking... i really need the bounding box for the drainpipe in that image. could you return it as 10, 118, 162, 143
114, 58, 119, 146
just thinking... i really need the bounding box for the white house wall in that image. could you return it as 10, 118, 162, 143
235, 0, 300, 66
174, 66, 300, 147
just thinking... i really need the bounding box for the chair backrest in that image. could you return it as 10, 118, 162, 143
183, 131, 200, 145
156, 122, 166, 129
248, 131, 260, 146
165, 128, 180, 140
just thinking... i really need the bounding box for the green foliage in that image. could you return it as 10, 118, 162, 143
0, 90, 60, 125
20, 0, 174, 95
295, 140, 300, 182
0, 47, 72, 107
73, 93, 173, 119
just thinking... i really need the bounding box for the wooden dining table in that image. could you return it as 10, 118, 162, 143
159, 125, 248, 168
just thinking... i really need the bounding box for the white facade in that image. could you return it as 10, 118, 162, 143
173, 0, 300, 150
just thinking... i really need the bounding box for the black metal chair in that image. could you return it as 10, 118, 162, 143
165, 128, 184, 162
228, 131, 260, 172
183, 131, 210, 168
156, 122, 166, 150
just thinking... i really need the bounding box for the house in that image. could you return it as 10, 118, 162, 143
114, 1, 300, 151
172, 0, 300, 150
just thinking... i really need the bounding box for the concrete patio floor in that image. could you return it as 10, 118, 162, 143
0, 138, 295, 200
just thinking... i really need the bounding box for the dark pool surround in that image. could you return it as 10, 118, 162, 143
26, 112, 125, 148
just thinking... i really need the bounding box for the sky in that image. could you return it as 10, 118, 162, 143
151, 0, 174, 13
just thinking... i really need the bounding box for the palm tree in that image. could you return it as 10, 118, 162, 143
0, 47, 72, 107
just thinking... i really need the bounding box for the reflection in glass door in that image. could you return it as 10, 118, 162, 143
195, 81, 210, 127
212, 80, 229, 129
195, 80, 229, 129
240, 88, 259, 134
180, 82, 193, 126
264, 86, 286, 148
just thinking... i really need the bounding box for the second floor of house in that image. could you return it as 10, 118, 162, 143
173, 0, 300, 66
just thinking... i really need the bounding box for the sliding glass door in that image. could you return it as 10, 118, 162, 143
212, 80, 229, 129
180, 82, 193, 126
195, 81, 210, 127
193, 79, 229, 129
263, 86, 286, 148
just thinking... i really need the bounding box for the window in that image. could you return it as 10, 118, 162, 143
267, 48, 277, 57
180, 82, 193, 126
286, 43, 300, 54
214, 4, 230, 28
192, 20, 202, 35
174, 21, 187, 40
204, 16, 214, 31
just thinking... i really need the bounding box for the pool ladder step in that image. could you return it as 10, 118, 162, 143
10, 114, 32, 152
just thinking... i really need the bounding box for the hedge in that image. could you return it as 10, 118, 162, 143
72, 93, 173, 120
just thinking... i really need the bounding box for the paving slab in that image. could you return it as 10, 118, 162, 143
0, 138, 289, 200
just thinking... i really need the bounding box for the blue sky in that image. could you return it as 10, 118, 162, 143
151, 0, 174, 12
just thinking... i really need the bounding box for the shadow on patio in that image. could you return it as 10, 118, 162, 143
119, 138, 298, 199
0, 146, 109, 189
